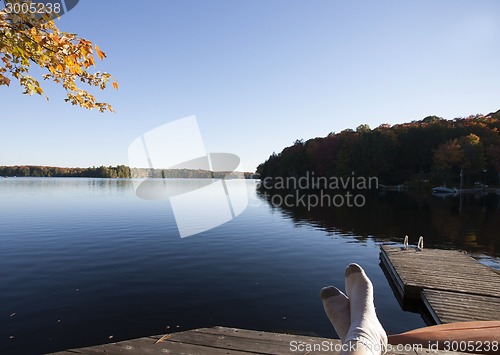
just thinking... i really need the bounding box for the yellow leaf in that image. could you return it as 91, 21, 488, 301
95, 45, 106, 60
112, 81, 119, 90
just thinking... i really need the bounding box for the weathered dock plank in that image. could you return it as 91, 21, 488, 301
50, 327, 338, 355
49, 326, 473, 355
422, 289, 500, 324
51, 335, 166, 354
159, 326, 330, 354
380, 245, 500, 324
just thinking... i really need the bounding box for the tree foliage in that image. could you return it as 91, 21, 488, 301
0, 3, 117, 111
0, 165, 131, 178
433, 139, 464, 183
0, 165, 256, 179
256, 112, 500, 186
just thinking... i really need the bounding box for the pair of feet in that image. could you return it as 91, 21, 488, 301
320, 264, 388, 355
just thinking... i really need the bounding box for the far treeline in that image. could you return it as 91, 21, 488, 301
256, 110, 500, 187
0, 165, 132, 178
0, 165, 254, 179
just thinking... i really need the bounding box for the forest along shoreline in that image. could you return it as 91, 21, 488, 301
256, 111, 500, 190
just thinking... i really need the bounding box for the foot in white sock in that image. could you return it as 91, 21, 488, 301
320, 286, 351, 342
344, 264, 387, 355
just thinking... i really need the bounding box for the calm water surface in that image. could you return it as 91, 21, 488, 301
1, 178, 499, 354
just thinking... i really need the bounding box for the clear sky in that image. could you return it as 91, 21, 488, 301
1, 0, 500, 172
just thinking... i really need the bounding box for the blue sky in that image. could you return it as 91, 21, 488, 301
1, 0, 500, 172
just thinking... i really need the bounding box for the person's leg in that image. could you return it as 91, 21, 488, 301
344, 263, 387, 355
388, 321, 500, 355
320, 286, 351, 343
320, 289, 372, 355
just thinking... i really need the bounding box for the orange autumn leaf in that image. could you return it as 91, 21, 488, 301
95, 45, 106, 60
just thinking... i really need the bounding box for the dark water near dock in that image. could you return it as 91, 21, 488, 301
258, 188, 500, 258
1, 178, 499, 354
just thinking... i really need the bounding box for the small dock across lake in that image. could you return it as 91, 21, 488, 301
380, 245, 500, 324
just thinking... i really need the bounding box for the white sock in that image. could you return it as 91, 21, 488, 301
320, 286, 351, 342
344, 264, 387, 355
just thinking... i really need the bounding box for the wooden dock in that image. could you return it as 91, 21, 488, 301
48, 246, 500, 354
50, 326, 472, 354
380, 245, 500, 324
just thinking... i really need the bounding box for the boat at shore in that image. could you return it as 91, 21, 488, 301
432, 186, 458, 194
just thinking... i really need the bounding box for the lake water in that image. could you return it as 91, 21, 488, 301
1, 178, 499, 354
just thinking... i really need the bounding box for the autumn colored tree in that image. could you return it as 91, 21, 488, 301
0, 2, 117, 111
457, 134, 485, 183
486, 145, 500, 185
432, 139, 464, 184
334, 129, 359, 177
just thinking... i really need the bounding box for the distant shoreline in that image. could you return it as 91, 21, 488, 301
0, 165, 257, 179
